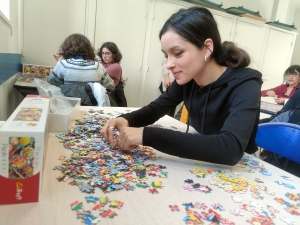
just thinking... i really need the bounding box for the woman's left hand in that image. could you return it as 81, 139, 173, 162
117, 127, 144, 150
274, 97, 285, 105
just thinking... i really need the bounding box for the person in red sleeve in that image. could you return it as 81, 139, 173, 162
261, 65, 300, 105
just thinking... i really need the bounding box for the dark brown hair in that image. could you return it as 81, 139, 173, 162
97, 42, 122, 63
284, 65, 300, 85
59, 34, 95, 60
284, 65, 300, 76
159, 7, 250, 69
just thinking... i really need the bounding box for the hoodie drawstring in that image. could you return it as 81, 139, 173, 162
185, 82, 212, 134
200, 85, 212, 134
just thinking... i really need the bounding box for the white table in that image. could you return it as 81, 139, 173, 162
0, 107, 299, 225
260, 97, 284, 119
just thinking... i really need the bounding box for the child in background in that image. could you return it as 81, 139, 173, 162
48, 34, 114, 91
261, 65, 300, 105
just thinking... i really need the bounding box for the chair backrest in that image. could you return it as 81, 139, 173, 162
180, 105, 189, 124
255, 122, 300, 164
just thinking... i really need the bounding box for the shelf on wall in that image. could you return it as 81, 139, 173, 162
266, 20, 297, 31
183, 0, 225, 12
226, 6, 266, 23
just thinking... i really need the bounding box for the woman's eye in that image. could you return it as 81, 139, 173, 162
175, 51, 183, 57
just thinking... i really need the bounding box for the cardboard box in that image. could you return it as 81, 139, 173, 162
48, 97, 80, 132
0, 95, 50, 204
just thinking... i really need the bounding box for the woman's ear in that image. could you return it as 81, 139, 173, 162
204, 38, 214, 57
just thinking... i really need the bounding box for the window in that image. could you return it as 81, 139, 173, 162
0, 0, 10, 20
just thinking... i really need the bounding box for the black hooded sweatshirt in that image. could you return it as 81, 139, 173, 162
120, 67, 263, 166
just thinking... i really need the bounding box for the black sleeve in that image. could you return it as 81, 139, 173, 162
276, 87, 300, 115
142, 80, 261, 166
120, 81, 183, 126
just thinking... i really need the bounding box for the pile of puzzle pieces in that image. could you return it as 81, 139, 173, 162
53, 110, 168, 195
71, 195, 124, 225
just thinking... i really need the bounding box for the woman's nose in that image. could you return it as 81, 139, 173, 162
166, 58, 174, 70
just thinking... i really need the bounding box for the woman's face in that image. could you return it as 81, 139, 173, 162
285, 69, 300, 86
161, 31, 205, 85
101, 47, 114, 64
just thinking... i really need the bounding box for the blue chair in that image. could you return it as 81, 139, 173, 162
255, 122, 300, 164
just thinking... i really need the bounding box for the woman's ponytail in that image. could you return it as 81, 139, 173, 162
217, 41, 250, 69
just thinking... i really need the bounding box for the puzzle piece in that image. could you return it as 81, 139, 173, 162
183, 184, 194, 191
79, 183, 95, 193
109, 200, 124, 209
83, 215, 100, 225
151, 181, 163, 188
212, 203, 223, 211
99, 196, 109, 204
136, 182, 149, 188
194, 202, 207, 209
71, 201, 83, 211
92, 203, 106, 211
149, 188, 159, 194
85, 195, 99, 203
230, 208, 244, 216
231, 196, 243, 203
169, 205, 180, 211
100, 209, 117, 218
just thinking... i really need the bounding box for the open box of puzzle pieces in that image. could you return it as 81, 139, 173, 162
16, 64, 53, 83
23, 64, 52, 76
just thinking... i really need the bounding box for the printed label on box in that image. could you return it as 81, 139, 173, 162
0, 95, 49, 204
8, 137, 35, 179
23, 64, 52, 76
13, 107, 42, 122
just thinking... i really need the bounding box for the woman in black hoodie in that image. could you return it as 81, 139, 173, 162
101, 6, 263, 166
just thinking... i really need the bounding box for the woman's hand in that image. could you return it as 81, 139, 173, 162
163, 73, 171, 88
266, 90, 276, 97
101, 117, 129, 149
117, 127, 144, 150
164, 77, 171, 88
274, 97, 285, 105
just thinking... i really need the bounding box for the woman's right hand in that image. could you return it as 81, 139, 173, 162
266, 90, 276, 97
100, 117, 129, 149
164, 77, 171, 88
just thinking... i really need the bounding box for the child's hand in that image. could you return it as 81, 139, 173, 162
53, 53, 61, 61
266, 90, 276, 97
274, 97, 285, 105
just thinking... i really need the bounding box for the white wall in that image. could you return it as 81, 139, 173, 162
22, 0, 87, 66
0, 0, 24, 120
0, 0, 22, 53
286, 5, 295, 24
291, 9, 300, 65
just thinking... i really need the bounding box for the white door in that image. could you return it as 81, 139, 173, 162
23, 0, 87, 66
94, 0, 148, 107
233, 19, 268, 70
140, 0, 184, 107
261, 28, 295, 89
